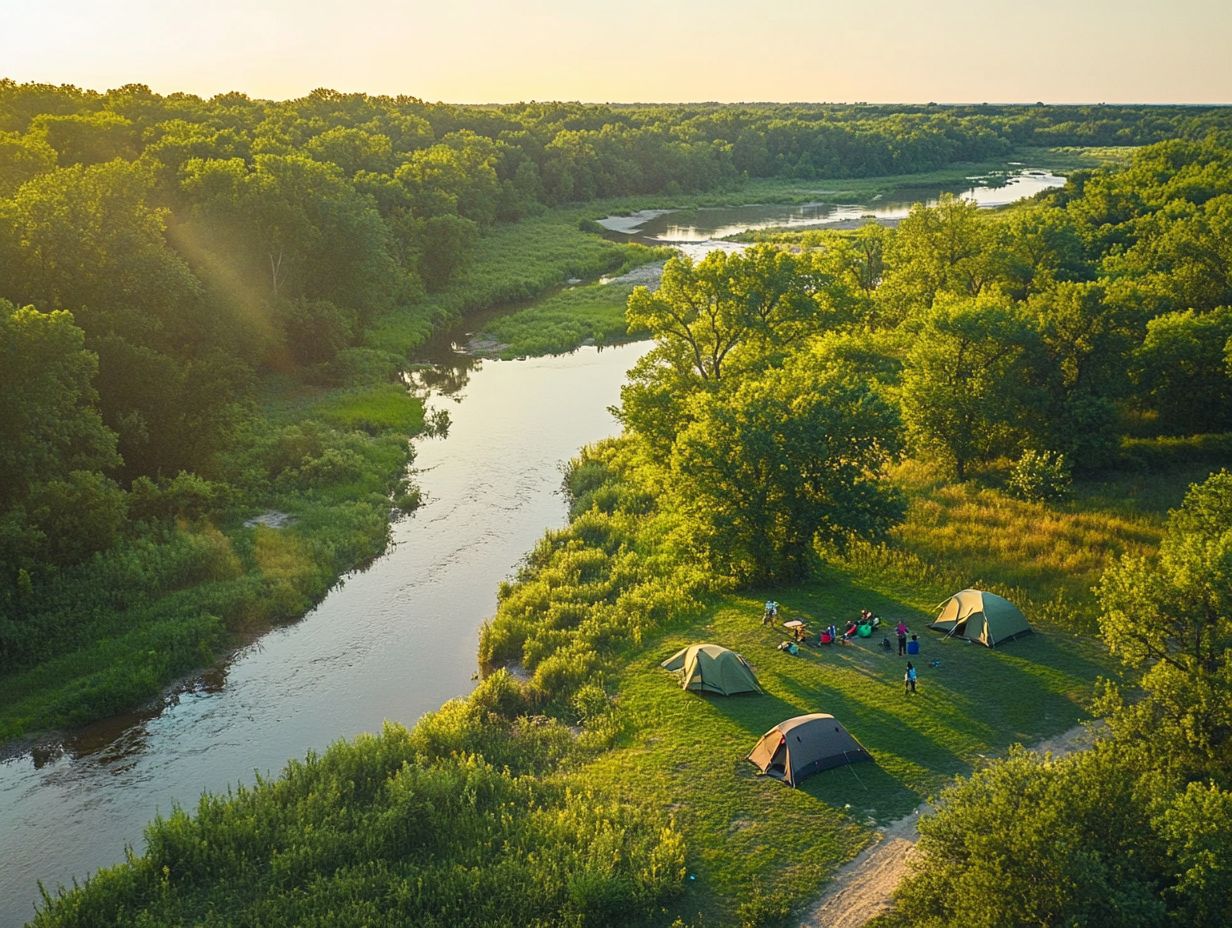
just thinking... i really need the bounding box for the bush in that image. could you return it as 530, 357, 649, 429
1006, 449, 1072, 502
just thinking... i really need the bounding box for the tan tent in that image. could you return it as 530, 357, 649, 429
929, 589, 1032, 647
661, 644, 761, 696
747, 713, 872, 787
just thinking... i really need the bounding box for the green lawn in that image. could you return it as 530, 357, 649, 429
573, 569, 1110, 924
557, 457, 1224, 925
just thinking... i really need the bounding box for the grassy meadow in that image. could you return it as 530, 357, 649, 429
543, 456, 1217, 923
583, 582, 1109, 924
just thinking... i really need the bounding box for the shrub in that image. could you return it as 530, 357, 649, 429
1007, 449, 1072, 502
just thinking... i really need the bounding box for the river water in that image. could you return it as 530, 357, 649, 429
597, 169, 1065, 260
0, 167, 1065, 927
0, 341, 651, 927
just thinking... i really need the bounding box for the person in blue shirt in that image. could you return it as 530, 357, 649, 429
904, 662, 918, 695
906, 634, 920, 655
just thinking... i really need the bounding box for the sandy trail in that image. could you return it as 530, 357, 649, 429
798, 723, 1099, 928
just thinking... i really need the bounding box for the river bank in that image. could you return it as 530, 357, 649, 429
0, 340, 653, 927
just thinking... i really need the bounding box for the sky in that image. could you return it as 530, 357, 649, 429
3, 0, 1230, 104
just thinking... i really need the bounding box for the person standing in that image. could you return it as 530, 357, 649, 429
904, 662, 918, 695
762, 600, 777, 626
895, 620, 909, 656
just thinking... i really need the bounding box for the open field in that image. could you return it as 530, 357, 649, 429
557, 457, 1219, 924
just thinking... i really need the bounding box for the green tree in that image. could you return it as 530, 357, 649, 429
900, 293, 1043, 479
1097, 471, 1232, 782
1155, 781, 1232, 928
0, 301, 119, 510
625, 246, 828, 385
1027, 281, 1135, 469
182, 154, 400, 321
1000, 206, 1087, 300
669, 351, 903, 581
29, 111, 136, 165
417, 213, 478, 291
1132, 307, 1232, 433
619, 245, 844, 455
0, 129, 56, 195
897, 746, 1167, 928
879, 194, 1003, 317
0, 159, 204, 348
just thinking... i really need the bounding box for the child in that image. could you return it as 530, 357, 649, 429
904, 662, 918, 695
907, 634, 920, 656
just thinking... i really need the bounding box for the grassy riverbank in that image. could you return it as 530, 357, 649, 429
0, 380, 424, 742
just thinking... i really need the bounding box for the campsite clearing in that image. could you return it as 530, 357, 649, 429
574, 566, 1112, 925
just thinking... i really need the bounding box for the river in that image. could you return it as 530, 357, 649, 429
596, 168, 1065, 260
0, 167, 1065, 927
0, 341, 651, 927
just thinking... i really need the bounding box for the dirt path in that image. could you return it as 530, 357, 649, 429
798, 723, 1100, 928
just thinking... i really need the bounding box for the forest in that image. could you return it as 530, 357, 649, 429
3, 81, 1232, 927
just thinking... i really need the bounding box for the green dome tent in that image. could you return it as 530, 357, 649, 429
660, 644, 761, 696
747, 713, 872, 787
929, 589, 1032, 647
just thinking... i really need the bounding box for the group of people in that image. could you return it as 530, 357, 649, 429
763, 598, 924, 694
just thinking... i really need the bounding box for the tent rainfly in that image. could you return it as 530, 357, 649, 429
929, 589, 1032, 647
747, 713, 872, 787
660, 644, 761, 696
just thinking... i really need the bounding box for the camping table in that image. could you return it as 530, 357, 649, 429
783, 620, 807, 641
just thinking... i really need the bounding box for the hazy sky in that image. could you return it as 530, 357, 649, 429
4, 0, 1230, 104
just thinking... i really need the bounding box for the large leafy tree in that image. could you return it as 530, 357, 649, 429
900, 293, 1044, 479
0, 301, 126, 573
625, 245, 825, 384
182, 154, 401, 324
0, 300, 118, 508
669, 351, 903, 582
1132, 307, 1232, 433
1097, 471, 1232, 783
620, 245, 847, 454
0, 159, 204, 349
1027, 281, 1136, 469
878, 193, 1004, 317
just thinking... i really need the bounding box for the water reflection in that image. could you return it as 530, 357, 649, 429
599, 169, 1066, 248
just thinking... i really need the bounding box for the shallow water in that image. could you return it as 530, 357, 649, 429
598, 170, 1065, 261
0, 340, 651, 927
